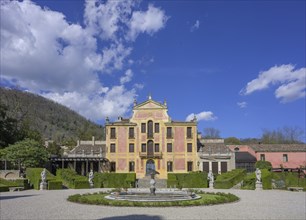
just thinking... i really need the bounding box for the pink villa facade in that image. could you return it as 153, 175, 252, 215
104, 96, 198, 179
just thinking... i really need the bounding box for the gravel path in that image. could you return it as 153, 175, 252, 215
1, 188, 305, 220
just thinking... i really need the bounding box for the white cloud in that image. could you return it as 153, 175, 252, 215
190, 20, 200, 32
120, 69, 133, 84
43, 86, 136, 121
186, 111, 217, 122
127, 4, 168, 41
237, 102, 247, 108
0, 0, 168, 121
241, 64, 306, 103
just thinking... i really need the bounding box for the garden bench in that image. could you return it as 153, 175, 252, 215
287, 187, 303, 192
9, 187, 24, 192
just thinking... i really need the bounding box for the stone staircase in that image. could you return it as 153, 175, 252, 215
137, 176, 167, 188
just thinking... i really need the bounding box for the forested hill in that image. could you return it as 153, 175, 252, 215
0, 87, 105, 144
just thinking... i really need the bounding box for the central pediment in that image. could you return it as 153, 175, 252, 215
134, 99, 167, 110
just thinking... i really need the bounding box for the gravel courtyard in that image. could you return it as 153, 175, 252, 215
1, 188, 305, 220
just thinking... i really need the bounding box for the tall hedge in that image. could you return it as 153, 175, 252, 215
93, 173, 136, 188
26, 168, 56, 190
56, 169, 89, 189
215, 169, 246, 189
167, 172, 208, 188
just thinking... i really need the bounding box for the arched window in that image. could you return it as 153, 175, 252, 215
147, 140, 154, 157
147, 120, 153, 138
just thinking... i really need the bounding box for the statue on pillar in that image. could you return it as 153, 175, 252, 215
207, 170, 214, 189
88, 169, 94, 188
40, 168, 47, 190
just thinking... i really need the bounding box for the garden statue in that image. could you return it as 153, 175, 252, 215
207, 171, 214, 188
255, 168, 263, 190
148, 168, 159, 195
255, 168, 261, 183
88, 169, 94, 188
40, 168, 47, 190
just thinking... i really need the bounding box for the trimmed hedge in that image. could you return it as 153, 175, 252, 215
215, 169, 246, 189
241, 173, 256, 190
261, 169, 272, 189
0, 178, 31, 190
272, 172, 306, 190
167, 172, 208, 188
26, 168, 55, 190
56, 169, 89, 189
48, 180, 63, 190
93, 173, 136, 188
0, 184, 9, 192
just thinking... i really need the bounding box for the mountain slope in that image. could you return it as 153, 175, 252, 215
0, 87, 104, 143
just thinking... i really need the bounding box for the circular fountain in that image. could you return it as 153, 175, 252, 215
105, 169, 201, 202
105, 189, 201, 202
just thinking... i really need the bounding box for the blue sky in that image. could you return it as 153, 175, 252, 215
1, 0, 305, 140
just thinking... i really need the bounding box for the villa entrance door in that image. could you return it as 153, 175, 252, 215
146, 159, 155, 175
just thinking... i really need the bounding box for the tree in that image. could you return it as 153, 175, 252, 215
0, 104, 24, 148
2, 139, 49, 168
224, 137, 241, 145
203, 127, 221, 138
47, 141, 63, 156
261, 126, 305, 144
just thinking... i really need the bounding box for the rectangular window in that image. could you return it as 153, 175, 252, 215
203, 162, 209, 172
129, 127, 134, 139
110, 128, 116, 139
260, 154, 265, 161
167, 143, 172, 152
141, 143, 146, 152
129, 161, 135, 172
129, 143, 134, 153
187, 161, 193, 172
283, 154, 288, 162
155, 143, 159, 152
110, 143, 116, 153
221, 162, 228, 173
187, 127, 192, 139
167, 127, 172, 138
110, 162, 116, 172
187, 143, 192, 152
141, 123, 146, 133
167, 161, 173, 172
155, 123, 160, 133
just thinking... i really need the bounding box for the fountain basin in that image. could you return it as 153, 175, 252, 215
105, 189, 201, 202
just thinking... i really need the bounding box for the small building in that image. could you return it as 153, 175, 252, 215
249, 144, 306, 170
198, 138, 235, 174
51, 137, 108, 176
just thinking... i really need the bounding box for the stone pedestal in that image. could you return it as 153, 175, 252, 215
209, 182, 214, 189
89, 182, 94, 188
40, 182, 47, 190
255, 182, 263, 190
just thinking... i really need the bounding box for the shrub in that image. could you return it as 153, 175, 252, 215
167, 172, 208, 188
56, 169, 89, 189
0, 178, 31, 190
93, 173, 136, 188
0, 184, 9, 192
255, 161, 272, 170
48, 180, 63, 190
241, 173, 255, 190
215, 169, 246, 189
26, 168, 55, 190
261, 169, 272, 189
